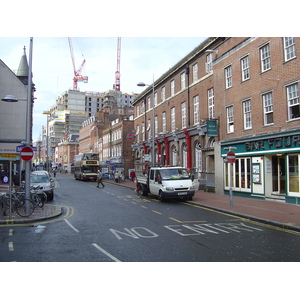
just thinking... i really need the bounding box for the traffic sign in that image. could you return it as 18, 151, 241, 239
127, 134, 135, 140
227, 150, 236, 163
20, 146, 34, 161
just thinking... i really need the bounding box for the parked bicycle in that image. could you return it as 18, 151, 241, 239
1, 191, 35, 217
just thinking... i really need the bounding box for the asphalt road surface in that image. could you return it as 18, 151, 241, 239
1, 173, 300, 262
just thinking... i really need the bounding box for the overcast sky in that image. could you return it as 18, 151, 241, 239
0, 37, 206, 141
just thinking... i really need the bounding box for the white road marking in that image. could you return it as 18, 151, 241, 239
8, 242, 14, 251
64, 219, 80, 232
92, 243, 121, 262
9, 229, 13, 236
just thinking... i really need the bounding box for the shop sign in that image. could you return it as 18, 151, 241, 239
245, 135, 300, 152
222, 133, 300, 156
206, 120, 218, 137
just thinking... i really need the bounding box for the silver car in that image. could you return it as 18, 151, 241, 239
30, 171, 55, 201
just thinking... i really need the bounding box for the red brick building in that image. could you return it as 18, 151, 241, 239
132, 37, 300, 204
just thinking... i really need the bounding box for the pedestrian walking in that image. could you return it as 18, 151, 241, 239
96, 169, 105, 188
130, 170, 136, 181
114, 171, 120, 183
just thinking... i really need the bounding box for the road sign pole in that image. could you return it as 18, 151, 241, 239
229, 162, 233, 208
224, 147, 237, 209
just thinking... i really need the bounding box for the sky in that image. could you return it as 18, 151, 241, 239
0, 36, 206, 142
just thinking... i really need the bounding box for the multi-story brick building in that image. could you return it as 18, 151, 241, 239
79, 107, 135, 178
132, 37, 300, 204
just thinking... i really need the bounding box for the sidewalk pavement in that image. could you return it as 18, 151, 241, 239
2, 178, 300, 231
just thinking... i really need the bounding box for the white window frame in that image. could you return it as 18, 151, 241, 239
155, 115, 158, 137
193, 95, 200, 125
171, 107, 175, 132
225, 65, 232, 89
154, 92, 157, 106
243, 99, 252, 129
206, 53, 213, 73
226, 105, 234, 133
181, 102, 186, 128
181, 72, 186, 90
161, 86, 165, 101
263, 92, 274, 125
241, 55, 250, 81
171, 80, 175, 96
192, 63, 198, 82
284, 37, 296, 62
260, 44, 271, 72
208, 88, 214, 119
162, 112, 166, 132
287, 83, 300, 120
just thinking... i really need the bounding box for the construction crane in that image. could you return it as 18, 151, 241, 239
68, 37, 88, 90
114, 37, 121, 91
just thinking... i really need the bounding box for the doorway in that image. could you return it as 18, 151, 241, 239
272, 155, 286, 194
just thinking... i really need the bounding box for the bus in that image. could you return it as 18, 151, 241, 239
74, 153, 100, 181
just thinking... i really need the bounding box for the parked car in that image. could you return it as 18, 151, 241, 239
30, 171, 55, 201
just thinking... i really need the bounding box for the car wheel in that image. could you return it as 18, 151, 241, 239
158, 190, 165, 202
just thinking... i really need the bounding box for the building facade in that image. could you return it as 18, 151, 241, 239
132, 37, 300, 204
0, 47, 35, 176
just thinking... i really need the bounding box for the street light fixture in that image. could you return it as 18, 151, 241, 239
137, 78, 155, 165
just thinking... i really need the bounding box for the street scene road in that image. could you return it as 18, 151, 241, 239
1, 173, 300, 262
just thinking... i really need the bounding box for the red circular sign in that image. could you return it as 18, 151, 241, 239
20, 146, 34, 161
227, 150, 236, 163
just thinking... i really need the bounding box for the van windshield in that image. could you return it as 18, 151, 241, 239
160, 169, 190, 180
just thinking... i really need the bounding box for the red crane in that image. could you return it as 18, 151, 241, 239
115, 37, 121, 91
68, 37, 88, 90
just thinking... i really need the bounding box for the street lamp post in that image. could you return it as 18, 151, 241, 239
137, 77, 155, 166
43, 111, 51, 173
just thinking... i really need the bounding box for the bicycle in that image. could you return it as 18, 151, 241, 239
30, 186, 48, 208
2, 192, 35, 217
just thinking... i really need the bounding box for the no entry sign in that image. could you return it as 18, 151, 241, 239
227, 150, 236, 163
20, 146, 34, 161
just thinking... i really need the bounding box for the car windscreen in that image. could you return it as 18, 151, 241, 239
160, 169, 190, 180
30, 175, 49, 183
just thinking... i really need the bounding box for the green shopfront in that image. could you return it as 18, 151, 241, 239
221, 130, 300, 204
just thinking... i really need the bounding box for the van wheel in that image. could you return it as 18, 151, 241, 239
159, 190, 165, 202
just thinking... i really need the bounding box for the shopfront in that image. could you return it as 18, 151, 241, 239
221, 130, 300, 204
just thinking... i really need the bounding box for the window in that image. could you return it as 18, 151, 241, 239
192, 63, 198, 82
208, 88, 214, 119
241, 56, 250, 81
147, 119, 151, 137
171, 80, 175, 96
226, 105, 234, 133
243, 99, 252, 129
155, 116, 158, 137
147, 97, 151, 111
263, 92, 273, 125
284, 37, 296, 61
193, 95, 200, 124
171, 107, 175, 131
206, 54, 213, 73
181, 72, 186, 90
181, 102, 186, 128
162, 112, 166, 132
154, 92, 157, 106
260, 44, 271, 72
141, 101, 145, 114
225, 158, 251, 191
136, 105, 139, 117
225, 65, 232, 88
161, 86, 165, 101
287, 83, 300, 120
142, 122, 145, 141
